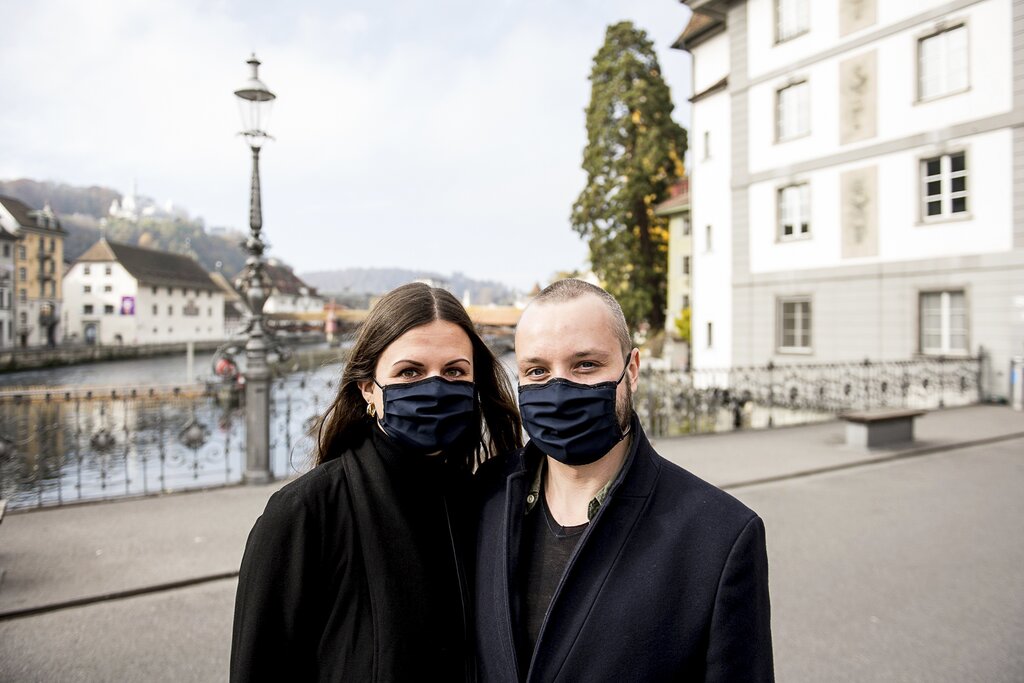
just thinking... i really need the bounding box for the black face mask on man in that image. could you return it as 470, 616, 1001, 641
518, 362, 630, 466
374, 376, 477, 453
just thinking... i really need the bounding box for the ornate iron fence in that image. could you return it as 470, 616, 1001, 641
0, 363, 343, 510
635, 355, 983, 438
0, 354, 984, 509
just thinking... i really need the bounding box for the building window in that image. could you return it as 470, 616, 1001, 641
84, 285, 92, 293
778, 183, 811, 239
49, 238, 55, 253
152, 286, 157, 295
104, 304, 115, 315
19, 289, 26, 303
2, 244, 8, 257
19, 312, 27, 325
103, 285, 112, 293
168, 305, 174, 315
775, 0, 809, 44
18, 246, 25, 259
152, 304, 158, 315
921, 151, 967, 219
18, 268, 25, 282
49, 282, 55, 297
778, 298, 812, 352
682, 255, 691, 275
703, 131, 711, 160
208, 307, 213, 316
168, 287, 173, 295
84, 304, 94, 314
918, 25, 967, 101
104, 265, 112, 276
682, 295, 690, 310
776, 81, 809, 141
84, 265, 91, 276
682, 217, 691, 236
706, 321, 713, 348
705, 224, 713, 252
920, 290, 967, 354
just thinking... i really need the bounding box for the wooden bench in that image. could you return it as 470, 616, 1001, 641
841, 409, 925, 450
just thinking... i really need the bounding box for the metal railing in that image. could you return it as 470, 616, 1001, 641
0, 354, 984, 509
0, 364, 342, 510
635, 355, 983, 438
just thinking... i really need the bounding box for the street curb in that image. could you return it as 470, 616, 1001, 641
721, 431, 1024, 491
0, 571, 239, 622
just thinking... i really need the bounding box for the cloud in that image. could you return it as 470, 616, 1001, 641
0, 0, 691, 289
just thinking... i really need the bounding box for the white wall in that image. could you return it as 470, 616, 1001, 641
693, 30, 730, 93
749, 128, 1014, 273
746, 0, 1013, 175
64, 263, 226, 345
745, 0, 998, 81
690, 88, 733, 370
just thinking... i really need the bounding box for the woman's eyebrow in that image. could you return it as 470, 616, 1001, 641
444, 358, 472, 366
390, 359, 425, 368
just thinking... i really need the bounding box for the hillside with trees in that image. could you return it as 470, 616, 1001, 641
301, 267, 517, 306
0, 179, 250, 276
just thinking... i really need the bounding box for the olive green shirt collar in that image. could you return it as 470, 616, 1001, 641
524, 452, 624, 522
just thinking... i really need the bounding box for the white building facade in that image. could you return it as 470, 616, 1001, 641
680, 0, 1024, 400
63, 239, 225, 346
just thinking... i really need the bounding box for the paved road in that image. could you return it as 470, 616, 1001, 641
1, 405, 1021, 681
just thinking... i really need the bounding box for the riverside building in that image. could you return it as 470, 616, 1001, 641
676, 0, 1024, 401
63, 239, 225, 345
0, 196, 66, 347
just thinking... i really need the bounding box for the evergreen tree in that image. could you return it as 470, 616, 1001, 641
571, 21, 687, 334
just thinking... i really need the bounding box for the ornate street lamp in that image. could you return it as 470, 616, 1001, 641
234, 54, 276, 484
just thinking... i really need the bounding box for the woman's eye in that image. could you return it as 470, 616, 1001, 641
525, 368, 546, 378
444, 367, 466, 378
398, 368, 419, 379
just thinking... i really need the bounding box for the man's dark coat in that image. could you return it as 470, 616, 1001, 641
474, 418, 774, 682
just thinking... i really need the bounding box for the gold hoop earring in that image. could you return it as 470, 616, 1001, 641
366, 402, 376, 417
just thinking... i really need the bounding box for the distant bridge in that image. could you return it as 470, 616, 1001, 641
266, 305, 520, 355
266, 305, 522, 329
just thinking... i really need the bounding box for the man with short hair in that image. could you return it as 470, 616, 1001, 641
474, 279, 774, 682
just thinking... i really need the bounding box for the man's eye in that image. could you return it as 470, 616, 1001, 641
525, 368, 546, 378
577, 361, 597, 370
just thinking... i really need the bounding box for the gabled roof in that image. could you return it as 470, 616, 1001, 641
240, 260, 318, 297
77, 239, 219, 292
0, 195, 66, 234
655, 179, 690, 216
209, 271, 243, 302
672, 11, 725, 51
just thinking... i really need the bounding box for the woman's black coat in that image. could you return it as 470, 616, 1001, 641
230, 429, 474, 682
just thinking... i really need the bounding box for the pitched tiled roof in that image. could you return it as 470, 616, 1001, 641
655, 179, 690, 216
246, 261, 318, 297
671, 11, 724, 51
0, 195, 66, 234
77, 239, 219, 291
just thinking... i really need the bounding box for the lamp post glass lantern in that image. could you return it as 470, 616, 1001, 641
235, 53, 276, 485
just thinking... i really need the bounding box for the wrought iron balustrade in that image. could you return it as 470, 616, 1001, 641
0, 362, 343, 510
635, 355, 983, 438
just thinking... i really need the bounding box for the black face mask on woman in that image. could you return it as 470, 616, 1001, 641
518, 362, 630, 466
374, 376, 477, 453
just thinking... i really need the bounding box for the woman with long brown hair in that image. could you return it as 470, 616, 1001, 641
230, 282, 521, 682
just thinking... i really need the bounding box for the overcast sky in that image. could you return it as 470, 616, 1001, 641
0, 0, 693, 290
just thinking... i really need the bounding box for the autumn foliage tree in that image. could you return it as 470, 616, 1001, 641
571, 22, 687, 335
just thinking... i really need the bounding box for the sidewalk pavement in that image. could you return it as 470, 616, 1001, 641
0, 404, 1021, 681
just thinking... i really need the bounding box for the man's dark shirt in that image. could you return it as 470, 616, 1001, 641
517, 494, 588, 675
